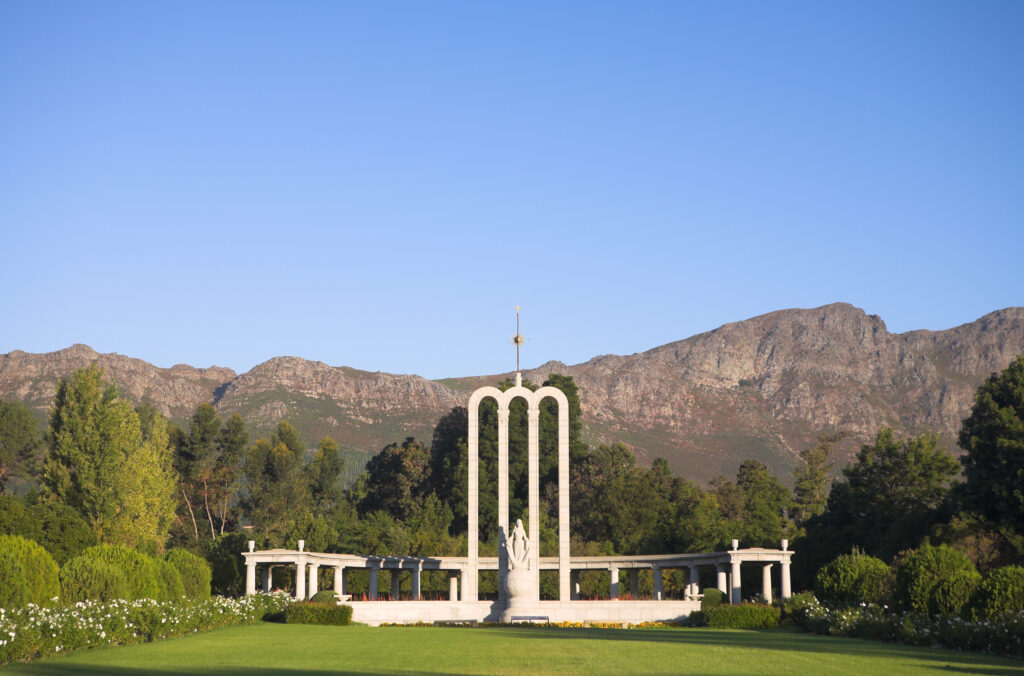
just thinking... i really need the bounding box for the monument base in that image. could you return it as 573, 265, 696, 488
346, 599, 700, 626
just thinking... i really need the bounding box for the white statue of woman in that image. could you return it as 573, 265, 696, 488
506, 518, 530, 570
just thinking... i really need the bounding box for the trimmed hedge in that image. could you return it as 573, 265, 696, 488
930, 568, 980, 617
79, 544, 159, 601
815, 553, 893, 608
284, 601, 353, 626
700, 588, 725, 610
155, 559, 185, 601
310, 590, 339, 604
0, 535, 59, 607
970, 565, 1024, 619
690, 603, 780, 629
59, 556, 129, 604
0, 550, 29, 610
165, 548, 211, 600
895, 543, 976, 614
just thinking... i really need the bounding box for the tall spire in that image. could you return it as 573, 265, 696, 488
512, 305, 524, 384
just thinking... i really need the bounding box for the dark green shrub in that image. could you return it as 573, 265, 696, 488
929, 568, 980, 617
781, 591, 819, 621
79, 544, 159, 601
0, 535, 59, 606
690, 604, 780, 629
285, 601, 353, 626
0, 550, 29, 609
310, 590, 339, 604
814, 553, 893, 607
970, 565, 1024, 619
895, 543, 976, 614
59, 556, 129, 604
154, 559, 185, 601
206, 533, 248, 597
28, 502, 96, 565
700, 588, 725, 610
165, 548, 211, 600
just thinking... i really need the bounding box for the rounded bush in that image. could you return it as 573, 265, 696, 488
310, 590, 338, 604
59, 555, 129, 604
0, 534, 60, 606
28, 501, 96, 565
0, 549, 29, 610
970, 565, 1024, 619
895, 543, 976, 614
814, 553, 893, 607
165, 548, 212, 600
79, 544, 159, 601
929, 568, 980, 617
700, 588, 725, 610
155, 558, 185, 601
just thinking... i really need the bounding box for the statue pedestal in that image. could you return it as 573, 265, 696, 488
499, 566, 538, 623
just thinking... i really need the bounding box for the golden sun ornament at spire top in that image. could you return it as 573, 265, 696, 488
512, 306, 525, 372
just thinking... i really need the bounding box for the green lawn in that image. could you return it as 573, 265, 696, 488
3, 623, 1022, 675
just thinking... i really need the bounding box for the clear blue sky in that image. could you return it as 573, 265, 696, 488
1, 1, 1021, 379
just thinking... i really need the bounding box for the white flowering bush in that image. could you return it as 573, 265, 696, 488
784, 593, 1024, 658
0, 592, 289, 665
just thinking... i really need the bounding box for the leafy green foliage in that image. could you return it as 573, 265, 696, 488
0, 496, 97, 565
0, 400, 42, 494
969, 565, 1024, 619
41, 365, 176, 548
0, 534, 59, 607
306, 437, 344, 513
894, 543, 976, 614
165, 548, 212, 600
284, 601, 352, 626
0, 549, 29, 609
959, 355, 1024, 534
207, 533, 249, 597
791, 434, 838, 526
814, 553, 893, 608
79, 543, 160, 601
929, 568, 980, 617
690, 603, 780, 629
359, 437, 431, 520
711, 460, 793, 548
700, 588, 725, 609
241, 421, 309, 547
309, 590, 338, 604
59, 556, 129, 604
155, 558, 186, 601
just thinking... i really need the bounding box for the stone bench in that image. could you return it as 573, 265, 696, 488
433, 619, 479, 627
510, 616, 550, 624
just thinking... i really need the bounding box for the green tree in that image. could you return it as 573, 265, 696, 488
306, 436, 344, 513
240, 420, 309, 547
958, 355, 1024, 533
41, 365, 176, 548
791, 433, 839, 526
0, 400, 43, 494
359, 437, 431, 521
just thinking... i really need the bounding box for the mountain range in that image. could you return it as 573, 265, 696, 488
2, 302, 1022, 484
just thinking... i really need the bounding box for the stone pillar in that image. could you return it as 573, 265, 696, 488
730, 559, 742, 605
368, 567, 378, 601
466, 393, 483, 603
716, 564, 728, 593
781, 558, 792, 600
556, 395, 570, 601
449, 572, 459, 601
571, 570, 580, 601
308, 563, 319, 598
245, 561, 256, 595
391, 569, 401, 600
263, 566, 273, 592
762, 564, 773, 604
629, 569, 639, 599
527, 407, 540, 597
610, 567, 620, 600
688, 566, 700, 599
334, 566, 345, 595
412, 565, 421, 601
653, 567, 663, 601
295, 556, 307, 601
497, 407, 510, 602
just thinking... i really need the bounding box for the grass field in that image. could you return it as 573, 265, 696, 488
3, 623, 1022, 675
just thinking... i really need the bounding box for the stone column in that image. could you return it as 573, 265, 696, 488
308, 563, 319, 598
762, 564, 773, 604
653, 567, 663, 601
497, 407, 510, 601
628, 570, 639, 599
296, 556, 307, 601
716, 564, 728, 593
466, 395, 481, 602
245, 561, 256, 595
688, 566, 700, 599
571, 570, 580, 601
334, 566, 345, 596
391, 569, 401, 600
412, 565, 421, 601
368, 567, 378, 601
730, 559, 742, 605
556, 395, 570, 601
781, 558, 792, 600
449, 572, 459, 601
263, 566, 273, 592
610, 567, 620, 600
527, 407, 541, 596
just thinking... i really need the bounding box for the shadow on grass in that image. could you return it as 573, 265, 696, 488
5, 668, 463, 676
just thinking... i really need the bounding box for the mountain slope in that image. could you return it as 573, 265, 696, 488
2, 304, 1021, 483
